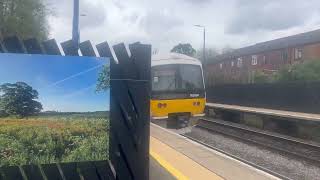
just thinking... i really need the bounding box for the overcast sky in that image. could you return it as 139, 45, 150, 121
46, 0, 320, 53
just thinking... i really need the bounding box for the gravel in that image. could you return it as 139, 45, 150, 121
185, 127, 320, 180
197, 119, 320, 162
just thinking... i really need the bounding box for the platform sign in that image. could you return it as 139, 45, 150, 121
0, 53, 110, 167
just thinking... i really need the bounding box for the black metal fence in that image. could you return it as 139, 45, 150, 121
0, 36, 151, 180
110, 43, 151, 180
206, 81, 320, 114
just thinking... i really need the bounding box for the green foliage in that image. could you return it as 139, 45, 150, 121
252, 60, 320, 84
221, 46, 234, 54
0, 82, 42, 118
171, 43, 196, 57
0, 0, 49, 40
253, 70, 272, 83
275, 60, 320, 82
0, 115, 109, 166
197, 48, 220, 64
96, 65, 110, 92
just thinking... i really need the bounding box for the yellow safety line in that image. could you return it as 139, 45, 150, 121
150, 149, 189, 180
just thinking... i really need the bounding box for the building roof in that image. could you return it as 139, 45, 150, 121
211, 29, 320, 63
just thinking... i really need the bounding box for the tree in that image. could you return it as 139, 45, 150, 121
96, 65, 110, 92
0, 82, 42, 118
171, 43, 196, 57
196, 48, 220, 64
221, 45, 234, 54
0, 0, 49, 40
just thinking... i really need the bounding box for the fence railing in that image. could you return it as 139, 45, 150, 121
206, 81, 320, 114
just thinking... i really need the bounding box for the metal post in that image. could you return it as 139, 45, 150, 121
72, 0, 80, 48
203, 27, 206, 63
194, 25, 206, 62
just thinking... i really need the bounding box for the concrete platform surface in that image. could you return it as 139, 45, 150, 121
150, 157, 176, 180
207, 102, 320, 122
150, 136, 222, 180
150, 123, 280, 180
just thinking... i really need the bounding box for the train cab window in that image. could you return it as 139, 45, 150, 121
152, 67, 177, 91
152, 64, 204, 92
179, 65, 204, 90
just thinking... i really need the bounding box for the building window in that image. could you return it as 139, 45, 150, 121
263, 55, 267, 64
231, 61, 234, 67
281, 50, 288, 61
251, 55, 258, 65
219, 63, 223, 69
295, 48, 303, 59
237, 58, 243, 68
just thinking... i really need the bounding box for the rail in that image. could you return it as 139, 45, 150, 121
197, 118, 320, 164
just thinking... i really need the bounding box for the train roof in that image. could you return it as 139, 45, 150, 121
151, 53, 202, 67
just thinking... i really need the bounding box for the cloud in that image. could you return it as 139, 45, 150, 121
45, 64, 103, 89
226, 0, 319, 34
46, 0, 106, 31
140, 10, 184, 35
46, 0, 320, 52
182, 0, 212, 4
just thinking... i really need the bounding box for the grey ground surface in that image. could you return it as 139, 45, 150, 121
185, 127, 320, 180
150, 157, 176, 180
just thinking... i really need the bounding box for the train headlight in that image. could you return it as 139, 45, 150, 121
193, 102, 201, 106
157, 103, 167, 108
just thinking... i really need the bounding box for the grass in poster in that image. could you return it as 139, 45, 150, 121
0, 112, 109, 167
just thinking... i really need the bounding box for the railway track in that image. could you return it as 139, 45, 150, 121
182, 134, 293, 180
196, 118, 320, 164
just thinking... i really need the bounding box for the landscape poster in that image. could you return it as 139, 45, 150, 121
0, 53, 110, 167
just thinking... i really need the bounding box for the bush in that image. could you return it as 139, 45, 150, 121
0, 110, 8, 118
275, 60, 320, 82
253, 70, 272, 83
252, 60, 320, 84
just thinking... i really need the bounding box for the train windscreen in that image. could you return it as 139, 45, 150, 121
152, 64, 204, 92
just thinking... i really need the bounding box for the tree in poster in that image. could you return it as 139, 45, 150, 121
96, 65, 110, 92
0, 82, 42, 118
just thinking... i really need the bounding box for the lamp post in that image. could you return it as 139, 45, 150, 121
72, 0, 80, 48
194, 25, 206, 62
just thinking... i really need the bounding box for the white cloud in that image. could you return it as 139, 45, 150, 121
47, 0, 320, 53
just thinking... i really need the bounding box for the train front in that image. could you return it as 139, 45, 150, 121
150, 53, 206, 128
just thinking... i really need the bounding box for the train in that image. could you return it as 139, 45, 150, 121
150, 53, 206, 128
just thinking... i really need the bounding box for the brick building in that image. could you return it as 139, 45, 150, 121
204, 29, 320, 86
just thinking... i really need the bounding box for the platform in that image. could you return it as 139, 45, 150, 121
149, 123, 279, 180
207, 102, 320, 122
150, 157, 176, 180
